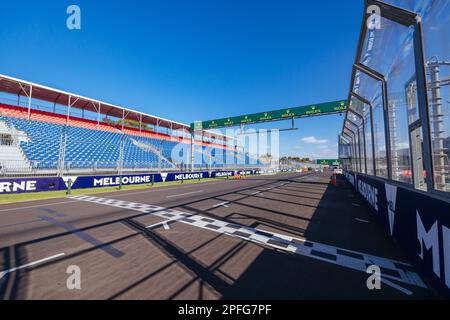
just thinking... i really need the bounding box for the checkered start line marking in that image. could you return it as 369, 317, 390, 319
70, 195, 426, 294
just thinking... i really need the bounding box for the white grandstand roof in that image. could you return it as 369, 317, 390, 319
0, 73, 231, 141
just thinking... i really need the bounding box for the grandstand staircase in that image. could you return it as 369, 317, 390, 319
130, 138, 176, 168
0, 120, 32, 174
0, 121, 10, 134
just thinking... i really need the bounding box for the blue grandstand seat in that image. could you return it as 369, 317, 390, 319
0, 116, 175, 170
0, 112, 259, 171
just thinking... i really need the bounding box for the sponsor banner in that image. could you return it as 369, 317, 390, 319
279, 168, 296, 173
70, 174, 157, 189
0, 177, 64, 194
191, 100, 347, 130
0, 170, 261, 195
237, 170, 254, 175
70, 172, 212, 189
210, 171, 235, 178
168, 172, 209, 182
316, 159, 343, 166
344, 171, 356, 186
344, 170, 450, 297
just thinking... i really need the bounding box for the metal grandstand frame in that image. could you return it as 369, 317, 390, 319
0, 73, 253, 175
340, 0, 449, 197
0, 73, 230, 141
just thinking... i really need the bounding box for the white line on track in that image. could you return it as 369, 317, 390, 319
146, 217, 183, 229
166, 190, 204, 198
0, 173, 303, 213
0, 253, 65, 280
0, 179, 242, 213
211, 201, 230, 208
71, 194, 426, 295
0, 200, 77, 213
103, 180, 233, 198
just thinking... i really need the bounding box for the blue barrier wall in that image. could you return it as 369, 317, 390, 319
70, 171, 210, 189
0, 170, 245, 194
344, 171, 450, 297
0, 177, 64, 194
0, 169, 300, 195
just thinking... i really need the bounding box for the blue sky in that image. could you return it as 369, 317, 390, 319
0, 0, 364, 158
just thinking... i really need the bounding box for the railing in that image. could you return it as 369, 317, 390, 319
0, 116, 272, 178
0, 136, 14, 146
0, 159, 273, 178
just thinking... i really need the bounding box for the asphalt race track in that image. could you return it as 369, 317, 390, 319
0, 172, 441, 299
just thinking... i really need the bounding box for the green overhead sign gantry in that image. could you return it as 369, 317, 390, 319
316, 159, 343, 166
191, 100, 347, 130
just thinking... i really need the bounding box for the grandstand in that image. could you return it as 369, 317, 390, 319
0, 74, 260, 176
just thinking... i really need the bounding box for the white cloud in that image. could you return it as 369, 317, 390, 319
309, 144, 339, 159
301, 136, 328, 144
311, 149, 337, 159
